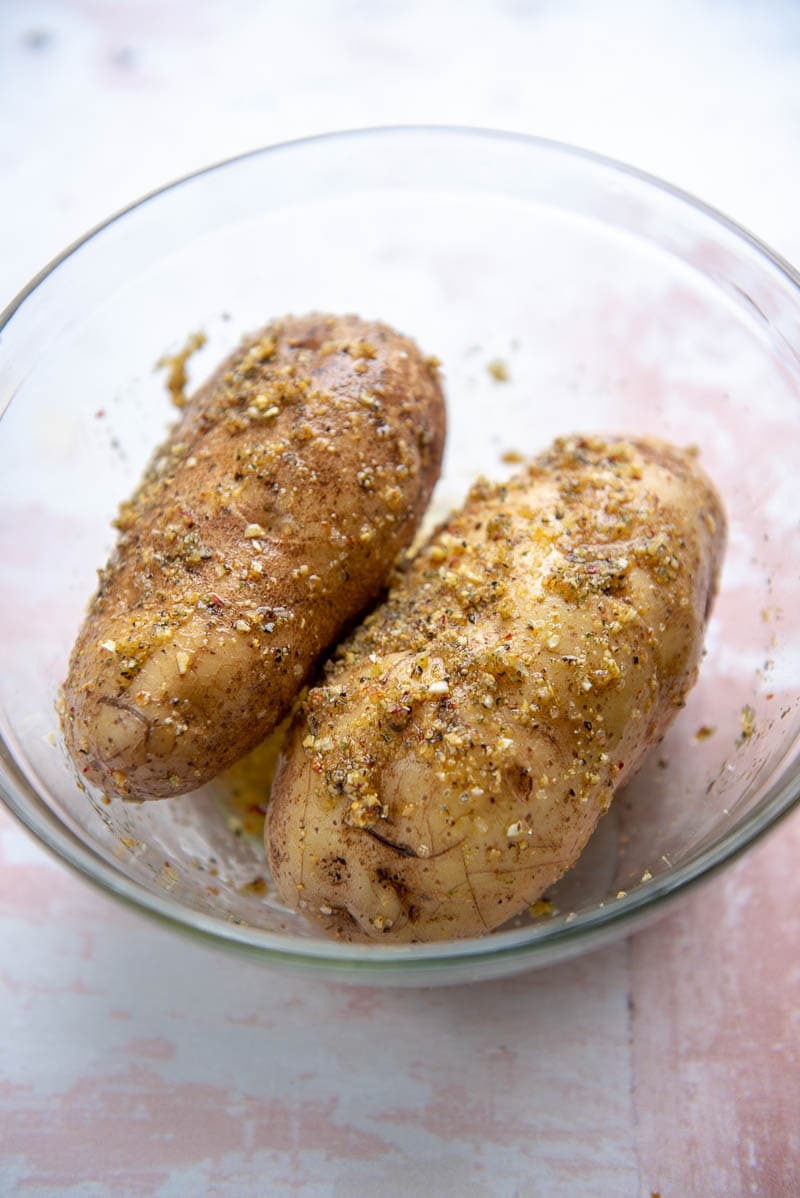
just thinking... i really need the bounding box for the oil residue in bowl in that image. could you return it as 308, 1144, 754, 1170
216, 716, 291, 841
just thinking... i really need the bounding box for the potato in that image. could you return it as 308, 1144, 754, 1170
62, 314, 445, 801
266, 435, 725, 942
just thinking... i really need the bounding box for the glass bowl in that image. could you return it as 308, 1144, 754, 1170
1, 127, 799, 986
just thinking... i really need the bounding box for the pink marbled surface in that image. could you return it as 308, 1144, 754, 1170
2, 2, 800, 1195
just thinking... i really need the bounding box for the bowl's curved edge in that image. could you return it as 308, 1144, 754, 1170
3, 124, 799, 343
2, 124, 800, 979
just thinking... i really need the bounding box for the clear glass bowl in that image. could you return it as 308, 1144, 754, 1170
1, 127, 799, 986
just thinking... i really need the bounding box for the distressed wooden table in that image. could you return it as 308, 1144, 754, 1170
1, 2, 798, 1194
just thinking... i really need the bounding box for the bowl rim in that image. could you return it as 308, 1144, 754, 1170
2, 123, 799, 975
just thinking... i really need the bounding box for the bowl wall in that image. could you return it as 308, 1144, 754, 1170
1, 128, 799, 981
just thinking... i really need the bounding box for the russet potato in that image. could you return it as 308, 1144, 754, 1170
62, 314, 445, 801
266, 436, 725, 942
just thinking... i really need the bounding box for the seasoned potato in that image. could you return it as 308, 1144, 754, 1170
267, 436, 725, 942
63, 315, 445, 801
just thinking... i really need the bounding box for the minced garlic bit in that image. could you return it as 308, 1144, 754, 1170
487, 358, 510, 382
175, 650, 191, 676
346, 793, 386, 827
100, 639, 117, 653
156, 330, 207, 408
428, 679, 450, 696
240, 876, 268, 896
739, 705, 756, 741
244, 523, 266, 539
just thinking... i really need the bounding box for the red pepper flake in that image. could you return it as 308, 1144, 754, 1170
618, 761, 625, 769
311, 761, 323, 774
95, 408, 105, 419
209, 593, 225, 608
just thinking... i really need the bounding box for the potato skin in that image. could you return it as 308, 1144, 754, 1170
266, 436, 725, 942
63, 314, 445, 800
